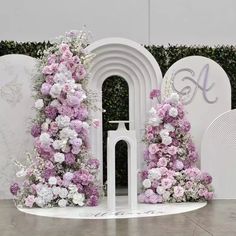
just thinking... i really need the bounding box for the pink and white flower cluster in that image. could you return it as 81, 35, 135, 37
139, 90, 213, 203
10, 31, 100, 208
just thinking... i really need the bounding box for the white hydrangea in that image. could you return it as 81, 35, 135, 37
63, 172, 74, 181
36, 185, 53, 204
50, 99, 61, 107
56, 115, 70, 128
60, 127, 77, 140
148, 168, 162, 180
52, 140, 64, 150
48, 176, 57, 185
50, 83, 62, 98
39, 133, 52, 146
162, 136, 172, 145
58, 199, 67, 207
53, 72, 69, 84
164, 123, 175, 132
72, 193, 85, 206
59, 188, 68, 199
142, 179, 152, 188
168, 107, 178, 117
54, 152, 65, 163
35, 99, 44, 110
149, 116, 162, 126
35, 196, 45, 208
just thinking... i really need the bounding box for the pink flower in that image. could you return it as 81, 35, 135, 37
174, 160, 184, 170
67, 95, 81, 107
70, 120, 83, 133
25, 195, 35, 208
138, 193, 146, 203
148, 144, 159, 154
145, 189, 154, 197
40, 83, 52, 95
149, 194, 159, 203
59, 43, 70, 53
150, 89, 160, 99
161, 178, 173, 189
174, 186, 185, 198
157, 157, 168, 167
167, 145, 178, 155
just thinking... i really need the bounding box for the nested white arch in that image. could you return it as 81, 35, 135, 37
86, 38, 162, 184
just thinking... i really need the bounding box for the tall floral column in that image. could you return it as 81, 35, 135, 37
139, 90, 213, 204
10, 31, 100, 208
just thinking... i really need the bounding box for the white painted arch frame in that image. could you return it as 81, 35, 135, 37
86, 38, 162, 184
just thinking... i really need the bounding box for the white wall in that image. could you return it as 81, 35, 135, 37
0, 0, 236, 45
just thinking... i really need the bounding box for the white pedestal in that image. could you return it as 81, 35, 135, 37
107, 121, 137, 211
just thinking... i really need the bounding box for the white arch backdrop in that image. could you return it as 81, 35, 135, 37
86, 38, 162, 184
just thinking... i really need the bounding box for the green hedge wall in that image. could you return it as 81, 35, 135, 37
1, 41, 236, 186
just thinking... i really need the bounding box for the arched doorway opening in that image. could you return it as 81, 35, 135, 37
102, 76, 129, 195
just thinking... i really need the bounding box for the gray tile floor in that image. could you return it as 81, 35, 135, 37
1, 200, 236, 236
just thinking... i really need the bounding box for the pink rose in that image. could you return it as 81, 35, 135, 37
25, 195, 35, 208
40, 83, 52, 95
148, 144, 159, 154
167, 145, 178, 155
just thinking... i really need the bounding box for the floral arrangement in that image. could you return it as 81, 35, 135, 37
138, 89, 213, 203
10, 30, 101, 208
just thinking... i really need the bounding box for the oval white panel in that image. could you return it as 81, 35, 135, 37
201, 109, 236, 199
162, 56, 231, 156
0, 54, 37, 199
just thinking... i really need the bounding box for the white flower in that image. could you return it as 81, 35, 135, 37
53, 72, 68, 84
169, 93, 180, 104
56, 115, 70, 128
63, 172, 74, 181
60, 127, 77, 140
58, 199, 67, 207
156, 186, 165, 195
163, 191, 171, 201
162, 136, 172, 145
16, 168, 27, 177
149, 116, 162, 126
54, 152, 65, 163
39, 133, 52, 146
41, 122, 49, 132
168, 107, 178, 117
35, 197, 45, 207
59, 188, 68, 199
164, 123, 175, 132
52, 186, 61, 195
50, 99, 61, 107
142, 179, 152, 188
160, 129, 169, 138
35, 99, 44, 110
72, 193, 85, 206
149, 107, 157, 115
52, 139, 67, 150
148, 168, 161, 180
36, 185, 53, 203
50, 83, 62, 98
48, 176, 57, 185
82, 122, 89, 129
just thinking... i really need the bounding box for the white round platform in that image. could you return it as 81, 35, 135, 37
18, 196, 207, 219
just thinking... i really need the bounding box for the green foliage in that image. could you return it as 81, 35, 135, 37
1, 41, 236, 186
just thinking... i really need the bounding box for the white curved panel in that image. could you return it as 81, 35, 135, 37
0, 55, 37, 199
162, 56, 231, 156
86, 38, 162, 183
201, 109, 236, 199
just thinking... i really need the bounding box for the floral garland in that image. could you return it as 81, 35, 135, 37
10, 31, 101, 208
139, 90, 213, 203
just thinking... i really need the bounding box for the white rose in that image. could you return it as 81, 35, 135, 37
50, 83, 62, 98
163, 191, 171, 201
35, 197, 45, 207
58, 199, 67, 207
52, 186, 61, 195
148, 168, 161, 180
82, 122, 89, 129
50, 99, 61, 107
156, 186, 165, 195
54, 152, 65, 163
168, 107, 178, 117
59, 188, 68, 199
59, 127, 77, 140
160, 129, 169, 138
48, 176, 57, 185
164, 123, 175, 132
72, 193, 85, 206
149, 116, 162, 126
169, 93, 180, 104
142, 179, 151, 188
56, 115, 70, 128
52, 139, 67, 150
162, 136, 172, 145
53, 72, 68, 84
39, 133, 52, 146
41, 122, 49, 132
35, 99, 44, 110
